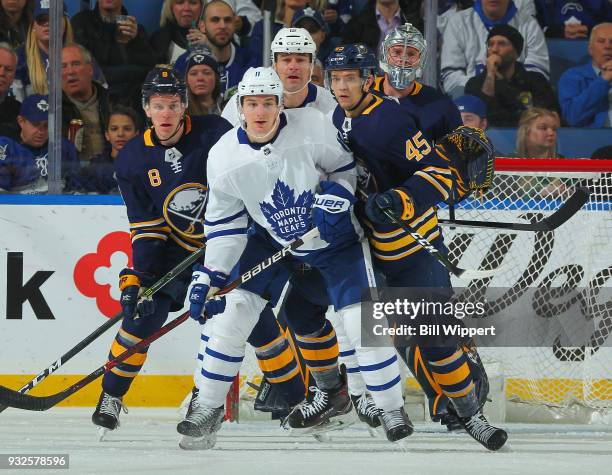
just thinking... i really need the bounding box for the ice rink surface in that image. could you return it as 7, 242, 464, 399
1, 408, 611, 475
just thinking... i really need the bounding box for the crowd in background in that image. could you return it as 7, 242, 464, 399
0, 0, 611, 194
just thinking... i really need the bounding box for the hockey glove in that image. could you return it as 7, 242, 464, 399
437, 126, 495, 202
189, 264, 229, 324
312, 181, 357, 246
119, 268, 156, 320
365, 188, 415, 225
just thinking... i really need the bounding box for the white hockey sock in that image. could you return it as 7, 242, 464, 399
339, 304, 404, 412
197, 289, 267, 408
193, 320, 212, 389
326, 308, 366, 396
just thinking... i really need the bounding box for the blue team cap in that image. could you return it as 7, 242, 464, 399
454, 95, 487, 119
34, 0, 68, 19
20, 94, 49, 122
292, 7, 329, 34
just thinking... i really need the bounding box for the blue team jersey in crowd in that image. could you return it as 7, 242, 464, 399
0, 136, 79, 192
372, 77, 462, 143
331, 95, 454, 270
174, 44, 257, 96
114, 114, 232, 279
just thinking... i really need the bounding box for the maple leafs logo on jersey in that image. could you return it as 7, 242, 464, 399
260, 180, 314, 241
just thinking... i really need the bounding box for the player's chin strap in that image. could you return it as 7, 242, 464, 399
346, 75, 373, 113
155, 116, 186, 146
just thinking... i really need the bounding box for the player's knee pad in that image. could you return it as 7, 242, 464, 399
210, 289, 267, 346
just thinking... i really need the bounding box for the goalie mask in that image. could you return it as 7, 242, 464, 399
379, 23, 427, 90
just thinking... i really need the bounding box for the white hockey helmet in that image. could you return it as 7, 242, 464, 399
379, 23, 427, 90
237, 67, 284, 106
271, 27, 317, 63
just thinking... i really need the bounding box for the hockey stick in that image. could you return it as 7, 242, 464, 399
438, 187, 590, 231
0, 246, 206, 414
357, 190, 500, 279
0, 227, 320, 411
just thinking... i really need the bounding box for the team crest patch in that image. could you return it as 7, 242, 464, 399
260, 180, 314, 241
165, 147, 183, 173
163, 183, 208, 238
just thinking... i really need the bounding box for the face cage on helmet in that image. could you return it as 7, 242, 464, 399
380, 33, 427, 90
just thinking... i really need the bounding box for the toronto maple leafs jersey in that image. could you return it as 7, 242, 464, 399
220, 83, 337, 127
203, 108, 356, 276
115, 114, 233, 280
331, 95, 453, 270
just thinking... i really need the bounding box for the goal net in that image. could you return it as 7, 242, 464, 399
440, 157, 612, 421
233, 157, 612, 423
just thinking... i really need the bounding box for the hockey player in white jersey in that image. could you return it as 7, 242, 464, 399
176, 67, 410, 450
221, 27, 336, 126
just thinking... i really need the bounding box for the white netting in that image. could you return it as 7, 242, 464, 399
235, 158, 612, 421
441, 158, 612, 414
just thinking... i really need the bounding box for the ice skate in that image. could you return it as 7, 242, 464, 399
351, 392, 382, 428
177, 400, 224, 450
283, 369, 356, 435
460, 411, 508, 451
379, 407, 413, 442
92, 391, 127, 441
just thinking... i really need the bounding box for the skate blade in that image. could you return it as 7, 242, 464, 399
287, 410, 357, 436
179, 434, 217, 451
96, 427, 108, 442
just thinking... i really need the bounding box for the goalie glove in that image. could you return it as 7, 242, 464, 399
189, 265, 229, 324
437, 126, 495, 202
364, 188, 415, 225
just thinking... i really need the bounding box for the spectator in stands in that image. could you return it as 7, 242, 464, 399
79, 105, 140, 194
0, 42, 21, 141
250, 0, 308, 66
12, 1, 74, 101
174, 0, 255, 97
71, 0, 157, 109
439, 0, 536, 35
292, 7, 334, 63
591, 145, 612, 159
185, 48, 222, 115
151, 0, 204, 64
342, 0, 423, 56
232, 0, 263, 39
308, 0, 353, 38
454, 94, 488, 130
464, 25, 557, 127
441, 0, 549, 98
515, 107, 561, 158
535, 0, 612, 39
0, 0, 32, 48
0, 94, 80, 193
311, 57, 324, 86
61, 43, 110, 162
558, 23, 612, 128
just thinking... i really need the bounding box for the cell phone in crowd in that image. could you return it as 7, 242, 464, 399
116, 14, 129, 24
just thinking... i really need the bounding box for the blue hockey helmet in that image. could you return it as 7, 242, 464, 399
324, 43, 377, 83
141, 65, 188, 109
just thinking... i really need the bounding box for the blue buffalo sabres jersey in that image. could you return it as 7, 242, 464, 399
372, 77, 462, 143
331, 95, 453, 270
115, 114, 232, 278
